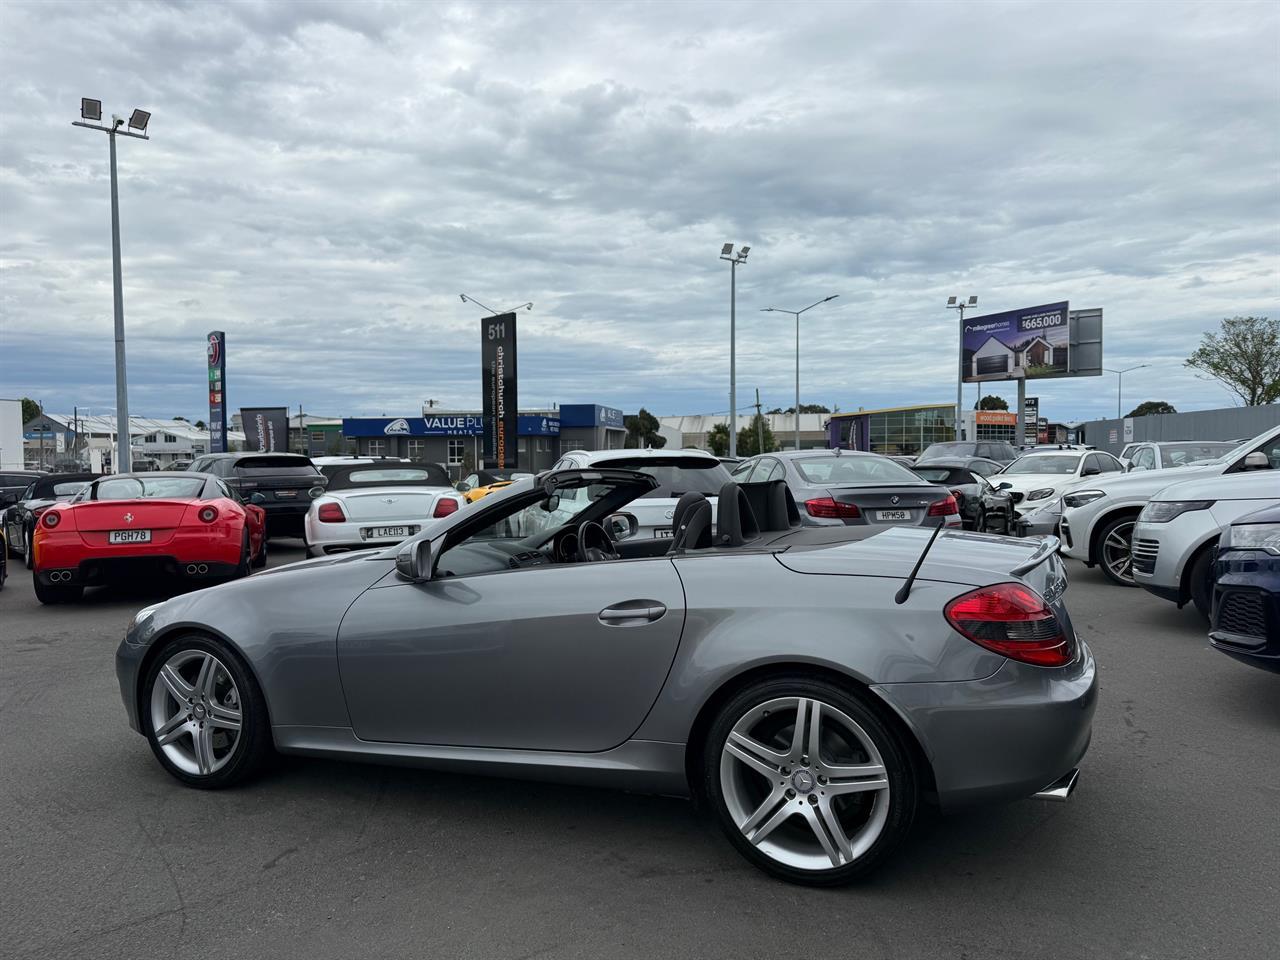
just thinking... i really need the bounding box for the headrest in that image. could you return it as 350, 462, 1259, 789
715, 481, 761, 547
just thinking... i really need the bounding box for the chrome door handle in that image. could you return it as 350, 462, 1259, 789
599, 600, 667, 625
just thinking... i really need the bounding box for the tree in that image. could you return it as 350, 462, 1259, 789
736, 414, 777, 457
766, 403, 832, 415
624, 408, 666, 449
977, 395, 1008, 411
194, 420, 206, 430
20, 397, 41, 424
1126, 401, 1176, 418
173, 415, 188, 422
1185, 316, 1280, 406
706, 423, 730, 457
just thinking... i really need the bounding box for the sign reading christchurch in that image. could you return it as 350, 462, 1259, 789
207, 331, 227, 453
962, 302, 1069, 383
240, 407, 288, 453
481, 312, 518, 469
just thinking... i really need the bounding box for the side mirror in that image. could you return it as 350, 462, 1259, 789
455, 482, 471, 492
1082, 465, 1101, 476
539, 494, 561, 512
250, 492, 267, 505
997, 481, 1013, 491
606, 512, 639, 541
395, 538, 436, 582
1242, 451, 1269, 469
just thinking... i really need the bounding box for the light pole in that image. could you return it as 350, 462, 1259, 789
719, 243, 750, 457
1105, 364, 1150, 419
73, 99, 150, 474
459, 294, 534, 316
946, 295, 978, 441
761, 295, 839, 450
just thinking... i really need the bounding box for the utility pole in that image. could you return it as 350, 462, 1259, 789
754, 388, 764, 454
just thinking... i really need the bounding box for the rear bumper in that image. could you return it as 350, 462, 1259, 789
38, 556, 236, 585
36, 527, 242, 580
873, 638, 1097, 810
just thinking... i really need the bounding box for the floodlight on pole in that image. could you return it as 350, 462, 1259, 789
72, 98, 151, 473
719, 243, 752, 458
1104, 363, 1150, 419
946, 294, 979, 442
761, 295, 839, 450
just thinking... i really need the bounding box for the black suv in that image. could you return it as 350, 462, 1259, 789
188, 453, 326, 538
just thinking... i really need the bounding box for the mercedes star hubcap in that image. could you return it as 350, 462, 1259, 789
149, 650, 242, 776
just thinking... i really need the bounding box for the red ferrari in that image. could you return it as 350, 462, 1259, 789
32, 472, 266, 605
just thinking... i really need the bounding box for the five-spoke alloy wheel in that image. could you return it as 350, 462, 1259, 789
704, 676, 917, 885
143, 636, 271, 788
1097, 515, 1139, 587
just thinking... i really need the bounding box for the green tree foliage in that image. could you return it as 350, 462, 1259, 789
977, 395, 1008, 411
736, 414, 777, 457
1126, 401, 1176, 418
706, 423, 730, 457
20, 397, 41, 424
624, 408, 667, 448
194, 420, 207, 430
766, 403, 831, 415
1185, 316, 1280, 406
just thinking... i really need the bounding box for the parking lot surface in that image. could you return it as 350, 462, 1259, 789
1, 541, 1275, 960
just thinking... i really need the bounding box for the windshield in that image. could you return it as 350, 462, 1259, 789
469, 486, 600, 540
1160, 442, 1237, 468
592, 459, 730, 498
234, 456, 320, 477
1003, 454, 1081, 475
51, 481, 91, 498
793, 455, 924, 485
912, 467, 954, 483
333, 467, 451, 488
93, 477, 207, 500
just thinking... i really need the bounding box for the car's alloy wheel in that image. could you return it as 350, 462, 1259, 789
143, 637, 271, 788
1098, 516, 1138, 587
706, 678, 916, 884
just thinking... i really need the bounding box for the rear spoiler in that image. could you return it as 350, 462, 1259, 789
1011, 535, 1061, 577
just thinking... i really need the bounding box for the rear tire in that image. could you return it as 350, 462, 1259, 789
233, 531, 251, 579
1188, 547, 1214, 620
33, 573, 83, 605
252, 534, 267, 569
702, 674, 918, 886
24, 529, 34, 569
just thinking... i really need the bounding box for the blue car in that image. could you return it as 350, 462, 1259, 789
1209, 503, 1280, 673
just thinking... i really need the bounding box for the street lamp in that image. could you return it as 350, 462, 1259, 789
946, 295, 978, 441
459, 294, 533, 316
1104, 364, 1150, 419
761, 295, 839, 450
719, 243, 750, 457
73, 99, 151, 474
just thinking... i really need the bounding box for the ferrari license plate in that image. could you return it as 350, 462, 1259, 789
365, 526, 409, 540
653, 529, 673, 539
876, 510, 911, 522
109, 529, 151, 544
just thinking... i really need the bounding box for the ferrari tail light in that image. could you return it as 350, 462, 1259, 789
317, 502, 345, 523
927, 494, 959, 517
805, 497, 861, 519
944, 582, 1073, 667
198, 506, 219, 523
433, 498, 460, 518
43, 511, 61, 528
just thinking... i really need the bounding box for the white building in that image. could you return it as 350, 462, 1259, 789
23, 413, 245, 471
657, 413, 830, 452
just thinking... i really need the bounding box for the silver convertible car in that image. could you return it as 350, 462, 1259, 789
116, 467, 1096, 885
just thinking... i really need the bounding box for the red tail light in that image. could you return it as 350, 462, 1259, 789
944, 582, 1073, 667
43, 511, 61, 528
434, 497, 460, 518
927, 494, 959, 517
317, 502, 346, 523
198, 506, 219, 523
804, 497, 861, 519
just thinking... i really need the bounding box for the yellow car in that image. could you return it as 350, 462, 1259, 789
458, 470, 533, 502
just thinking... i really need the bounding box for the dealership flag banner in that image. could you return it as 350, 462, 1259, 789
207, 331, 228, 453
481, 312, 518, 469
240, 407, 289, 453
962, 302, 1069, 384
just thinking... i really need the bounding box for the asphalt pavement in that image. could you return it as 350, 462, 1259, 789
1, 540, 1276, 960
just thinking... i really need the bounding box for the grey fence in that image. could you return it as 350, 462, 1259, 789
1081, 404, 1280, 458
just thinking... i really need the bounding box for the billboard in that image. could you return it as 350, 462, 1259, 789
240, 407, 288, 453
481, 312, 518, 469
207, 331, 227, 453
962, 302, 1069, 383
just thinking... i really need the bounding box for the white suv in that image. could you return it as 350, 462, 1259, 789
1132, 470, 1280, 618
1059, 426, 1280, 587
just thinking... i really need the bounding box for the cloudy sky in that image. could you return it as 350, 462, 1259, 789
1, 0, 1277, 426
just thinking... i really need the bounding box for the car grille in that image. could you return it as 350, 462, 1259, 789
1060, 518, 1073, 548
1131, 538, 1159, 575
1215, 591, 1268, 643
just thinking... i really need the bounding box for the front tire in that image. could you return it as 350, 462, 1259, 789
1188, 547, 1214, 620
141, 635, 272, 789
1096, 515, 1139, 587
702, 675, 918, 886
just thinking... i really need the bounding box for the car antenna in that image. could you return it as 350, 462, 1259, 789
894, 522, 945, 605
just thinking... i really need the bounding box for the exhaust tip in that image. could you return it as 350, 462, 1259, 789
185, 564, 198, 575
1033, 768, 1079, 802
197, 564, 208, 574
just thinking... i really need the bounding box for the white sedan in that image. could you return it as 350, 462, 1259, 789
303, 463, 465, 558
983, 449, 1125, 529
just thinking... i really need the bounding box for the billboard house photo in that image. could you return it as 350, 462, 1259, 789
962, 302, 1070, 383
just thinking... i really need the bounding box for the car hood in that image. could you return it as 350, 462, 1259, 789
985, 474, 1076, 494
1147, 470, 1277, 502
1069, 462, 1224, 499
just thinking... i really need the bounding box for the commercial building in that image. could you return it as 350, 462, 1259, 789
826, 403, 956, 456
22, 413, 245, 471
657, 413, 830, 452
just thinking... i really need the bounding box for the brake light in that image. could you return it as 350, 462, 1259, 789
804, 497, 861, 519
944, 582, 1073, 667
433, 498, 460, 518
927, 494, 959, 517
317, 502, 346, 523
43, 511, 61, 528
198, 506, 218, 523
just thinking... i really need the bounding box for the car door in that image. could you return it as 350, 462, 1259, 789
336, 557, 687, 752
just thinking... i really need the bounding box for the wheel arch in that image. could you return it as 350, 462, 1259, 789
682, 661, 937, 804
1087, 504, 1144, 564
1178, 532, 1222, 605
